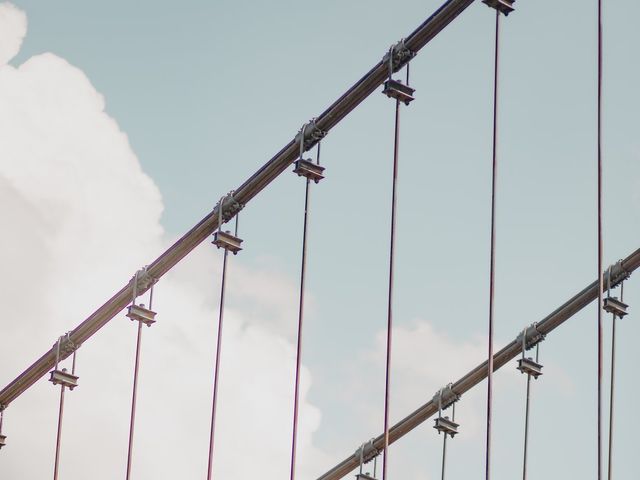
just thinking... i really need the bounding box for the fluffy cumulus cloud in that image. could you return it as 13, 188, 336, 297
0, 4, 328, 479
0, 2, 25, 65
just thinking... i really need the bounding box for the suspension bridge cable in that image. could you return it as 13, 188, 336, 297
607, 281, 623, 480
207, 205, 242, 480
378, 44, 416, 480
289, 133, 322, 480
206, 246, 229, 480
520, 342, 540, 480
381, 62, 410, 480
382, 85, 400, 480
597, 0, 604, 478
51, 338, 78, 480
53, 378, 65, 480
439, 402, 455, 480
125, 321, 143, 480
484, 8, 501, 480
522, 363, 531, 480
125, 272, 156, 480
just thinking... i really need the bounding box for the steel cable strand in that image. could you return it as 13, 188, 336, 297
485, 9, 501, 480
596, 1, 604, 478
206, 216, 238, 480
126, 280, 153, 480
289, 139, 321, 480
607, 281, 623, 480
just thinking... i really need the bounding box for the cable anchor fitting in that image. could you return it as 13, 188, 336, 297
382, 39, 416, 75
382, 40, 415, 105
432, 383, 460, 411
294, 118, 327, 154
482, 0, 515, 16
515, 322, 545, 352
433, 384, 460, 437
516, 325, 543, 379
50, 332, 80, 363
293, 120, 325, 183
130, 266, 158, 302
49, 333, 79, 390
605, 259, 632, 290
603, 265, 629, 318
212, 192, 244, 254
354, 438, 380, 466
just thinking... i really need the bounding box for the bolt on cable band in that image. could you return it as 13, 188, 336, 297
356, 439, 379, 480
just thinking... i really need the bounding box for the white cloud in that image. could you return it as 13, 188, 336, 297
0, 2, 26, 66
0, 4, 328, 479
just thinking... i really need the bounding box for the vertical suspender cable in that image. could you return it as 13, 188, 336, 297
596, 0, 604, 479
522, 364, 531, 480
607, 281, 622, 480
206, 214, 238, 480
382, 66, 407, 480
484, 9, 501, 480
521, 343, 539, 480
289, 139, 320, 480
52, 344, 76, 480
439, 402, 455, 480
125, 282, 153, 480
53, 380, 65, 480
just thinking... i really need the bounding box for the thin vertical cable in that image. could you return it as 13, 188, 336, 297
521, 343, 538, 480
125, 320, 143, 480
596, 0, 604, 479
607, 282, 621, 480
440, 402, 455, 480
522, 376, 531, 480
206, 245, 230, 480
125, 285, 152, 480
382, 96, 401, 480
289, 175, 312, 480
53, 385, 65, 480
485, 10, 500, 480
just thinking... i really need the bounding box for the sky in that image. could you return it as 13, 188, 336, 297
1, 0, 640, 479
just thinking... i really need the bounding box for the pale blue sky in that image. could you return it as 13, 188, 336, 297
6, 0, 640, 478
